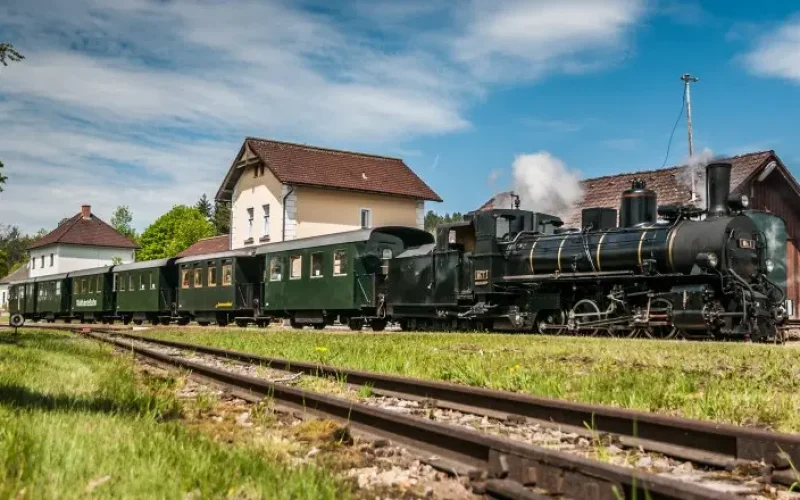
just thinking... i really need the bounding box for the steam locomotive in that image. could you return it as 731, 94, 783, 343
388, 160, 788, 341
8, 160, 788, 342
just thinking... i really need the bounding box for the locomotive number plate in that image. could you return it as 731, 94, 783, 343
475, 270, 489, 285
739, 238, 755, 249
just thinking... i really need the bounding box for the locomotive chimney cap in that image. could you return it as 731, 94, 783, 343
631, 179, 646, 189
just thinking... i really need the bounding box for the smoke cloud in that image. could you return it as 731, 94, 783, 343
675, 147, 713, 209
511, 151, 584, 217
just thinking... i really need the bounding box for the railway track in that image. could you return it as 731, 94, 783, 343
50, 327, 795, 499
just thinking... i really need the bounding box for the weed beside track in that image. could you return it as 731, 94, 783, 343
0, 330, 348, 499
145, 328, 800, 432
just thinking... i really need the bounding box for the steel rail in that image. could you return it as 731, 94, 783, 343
85, 330, 729, 500
109, 331, 800, 474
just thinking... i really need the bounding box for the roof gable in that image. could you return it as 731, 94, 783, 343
0, 265, 29, 285
28, 211, 139, 250
216, 138, 442, 202
176, 234, 230, 258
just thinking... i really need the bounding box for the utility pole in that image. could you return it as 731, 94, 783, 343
681, 73, 699, 200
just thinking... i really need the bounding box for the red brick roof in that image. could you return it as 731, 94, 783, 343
176, 234, 230, 258
478, 151, 778, 226
217, 138, 442, 202
28, 211, 139, 250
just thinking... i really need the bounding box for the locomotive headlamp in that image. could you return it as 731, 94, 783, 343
766, 259, 775, 273
696, 252, 719, 269
727, 194, 750, 211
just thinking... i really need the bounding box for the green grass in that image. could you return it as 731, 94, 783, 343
145, 328, 800, 432
0, 330, 349, 499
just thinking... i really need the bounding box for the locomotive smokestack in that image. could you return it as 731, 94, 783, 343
705, 162, 731, 217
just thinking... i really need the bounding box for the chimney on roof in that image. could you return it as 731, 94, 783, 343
81, 205, 91, 219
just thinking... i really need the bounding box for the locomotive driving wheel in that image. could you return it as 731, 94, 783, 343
536, 309, 566, 335
570, 299, 602, 337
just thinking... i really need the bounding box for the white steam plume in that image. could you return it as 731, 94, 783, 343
675, 147, 713, 208
511, 151, 583, 217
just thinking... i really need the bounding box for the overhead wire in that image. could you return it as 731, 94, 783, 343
661, 87, 687, 169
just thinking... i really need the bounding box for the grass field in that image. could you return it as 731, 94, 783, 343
146, 328, 800, 433
0, 330, 349, 499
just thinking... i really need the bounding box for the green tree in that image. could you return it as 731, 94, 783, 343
0, 160, 6, 193
212, 200, 231, 235
137, 205, 214, 260
0, 249, 8, 279
0, 43, 24, 67
111, 205, 137, 240
424, 211, 465, 233
195, 194, 213, 220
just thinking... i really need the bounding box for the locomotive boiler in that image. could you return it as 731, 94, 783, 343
388, 160, 787, 341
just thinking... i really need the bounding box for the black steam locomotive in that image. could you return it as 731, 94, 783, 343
387, 161, 787, 341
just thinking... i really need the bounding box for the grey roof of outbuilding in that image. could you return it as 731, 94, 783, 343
0, 266, 29, 285
255, 229, 374, 255
68, 266, 113, 278
175, 249, 256, 264
114, 258, 176, 272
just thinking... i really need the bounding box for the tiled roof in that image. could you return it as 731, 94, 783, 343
0, 265, 29, 284
217, 138, 442, 202
28, 211, 139, 250
176, 235, 230, 258
479, 151, 777, 226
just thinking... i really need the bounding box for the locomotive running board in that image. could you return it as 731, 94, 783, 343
502, 270, 634, 281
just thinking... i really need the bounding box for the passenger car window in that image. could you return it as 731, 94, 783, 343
151, 272, 157, 290
194, 267, 203, 288
181, 269, 191, 289
269, 258, 283, 282
333, 250, 347, 276
222, 264, 233, 286
290, 256, 302, 279
120, 274, 126, 291
208, 263, 217, 287
311, 252, 323, 278
129, 275, 134, 292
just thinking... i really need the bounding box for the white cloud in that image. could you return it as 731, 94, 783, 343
0, 0, 649, 233
741, 18, 800, 82
452, 0, 646, 81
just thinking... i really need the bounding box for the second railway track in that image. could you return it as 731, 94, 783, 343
64, 327, 800, 499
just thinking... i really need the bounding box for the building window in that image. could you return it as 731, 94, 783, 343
311, 252, 323, 278
50, 253, 54, 267
247, 208, 254, 238
290, 255, 302, 279
31, 258, 35, 270
181, 269, 191, 289
208, 264, 217, 287
360, 208, 372, 229
40, 256, 45, 268
262, 204, 270, 238
193, 267, 203, 288
253, 164, 265, 178
222, 263, 233, 286
269, 258, 283, 281
333, 250, 347, 276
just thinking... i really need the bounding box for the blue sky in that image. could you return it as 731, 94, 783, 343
1, 0, 799, 232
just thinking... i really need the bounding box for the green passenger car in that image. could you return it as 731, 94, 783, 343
175, 250, 264, 327
34, 273, 71, 322
257, 227, 433, 330
114, 258, 180, 325
69, 267, 115, 323
8, 278, 37, 322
